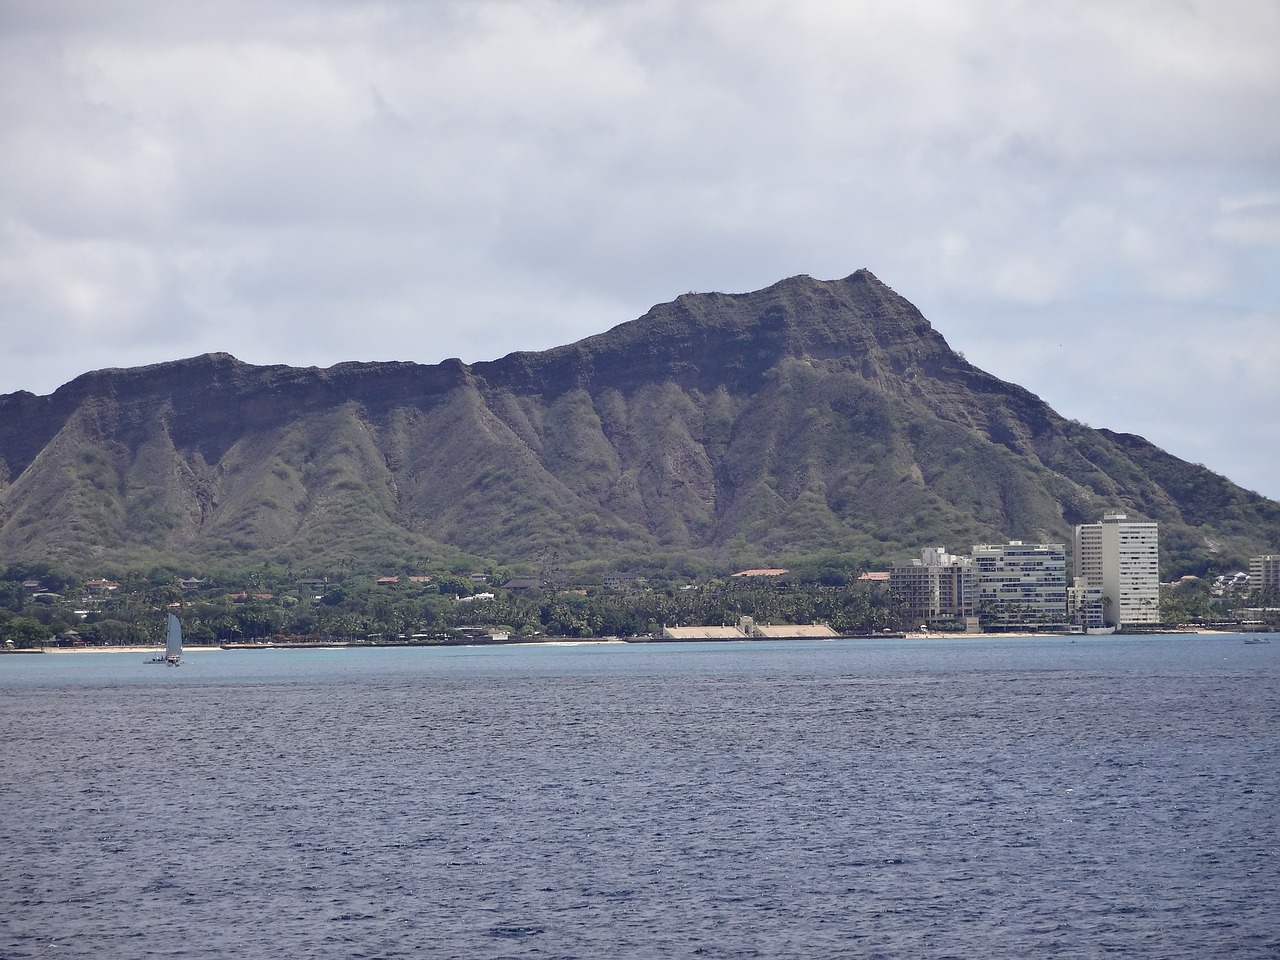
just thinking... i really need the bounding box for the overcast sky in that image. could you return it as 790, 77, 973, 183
2, 0, 1278, 500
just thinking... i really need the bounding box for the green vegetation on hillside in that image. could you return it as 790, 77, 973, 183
2, 271, 1278, 578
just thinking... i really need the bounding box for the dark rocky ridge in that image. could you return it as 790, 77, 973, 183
1, 269, 1276, 574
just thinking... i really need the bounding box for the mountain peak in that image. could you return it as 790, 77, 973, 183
480, 269, 949, 395
1, 269, 1276, 574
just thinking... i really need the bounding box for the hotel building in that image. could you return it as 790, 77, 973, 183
970, 541, 1068, 626
1249, 555, 1280, 596
1073, 513, 1160, 627
889, 547, 975, 627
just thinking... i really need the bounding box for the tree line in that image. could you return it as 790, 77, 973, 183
4, 560, 1276, 649
0, 564, 906, 647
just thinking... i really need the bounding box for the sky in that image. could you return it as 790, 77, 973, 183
2, 0, 1278, 500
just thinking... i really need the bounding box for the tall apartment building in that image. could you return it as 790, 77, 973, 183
889, 547, 975, 627
1250, 555, 1280, 596
970, 541, 1068, 626
1073, 513, 1160, 627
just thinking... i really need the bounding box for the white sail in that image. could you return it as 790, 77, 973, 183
166, 614, 182, 660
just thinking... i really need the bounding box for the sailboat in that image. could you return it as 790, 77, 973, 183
147, 614, 183, 666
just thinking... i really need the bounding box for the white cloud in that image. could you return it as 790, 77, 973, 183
0, 0, 1278, 498
1213, 192, 1280, 246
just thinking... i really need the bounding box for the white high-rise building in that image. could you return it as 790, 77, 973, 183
1073, 513, 1160, 627
1249, 555, 1280, 596
970, 541, 1067, 626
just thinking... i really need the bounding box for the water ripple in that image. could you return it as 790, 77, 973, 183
2, 635, 1277, 958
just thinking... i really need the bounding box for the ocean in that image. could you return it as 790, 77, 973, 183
2, 634, 1277, 959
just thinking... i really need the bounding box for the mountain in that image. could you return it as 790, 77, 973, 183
1, 269, 1277, 577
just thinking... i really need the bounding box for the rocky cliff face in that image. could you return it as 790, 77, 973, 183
1, 269, 1277, 573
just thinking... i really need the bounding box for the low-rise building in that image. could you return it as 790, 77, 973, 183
603, 572, 645, 591
503, 578, 548, 594
660, 620, 839, 640
739, 617, 839, 639
662, 625, 749, 640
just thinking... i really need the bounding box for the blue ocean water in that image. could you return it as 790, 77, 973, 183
2, 634, 1277, 959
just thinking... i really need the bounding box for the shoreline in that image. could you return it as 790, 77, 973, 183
21, 628, 1265, 655
37, 644, 222, 655
34, 639, 634, 654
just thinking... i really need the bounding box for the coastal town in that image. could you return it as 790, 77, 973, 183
3, 513, 1278, 650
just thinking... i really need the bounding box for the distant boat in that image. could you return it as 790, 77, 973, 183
146, 614, 183, 665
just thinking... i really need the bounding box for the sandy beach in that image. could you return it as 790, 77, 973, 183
34, 639, 632, 654
37, 644, 220, 655
24, 630, 1251, 655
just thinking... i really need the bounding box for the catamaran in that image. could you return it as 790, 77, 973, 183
146, 614, 183, 666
